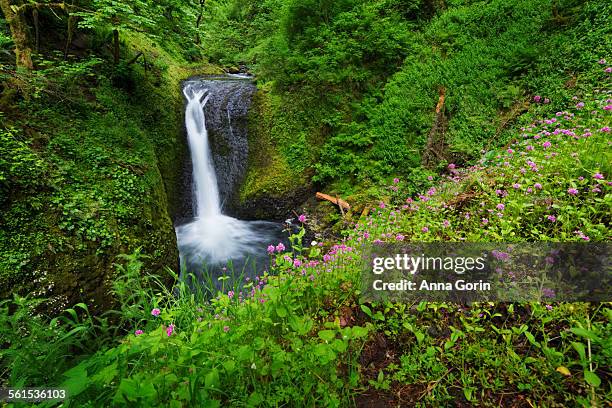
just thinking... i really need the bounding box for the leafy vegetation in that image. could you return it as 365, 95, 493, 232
1, 0, 611, 406
0, 0, 220, 309
2, 73, 611, 406
203, 0, 612, 191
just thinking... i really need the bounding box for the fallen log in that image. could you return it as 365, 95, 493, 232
316, 192, 350, 211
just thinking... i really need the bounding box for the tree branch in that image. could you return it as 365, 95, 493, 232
15, 2, 71, 14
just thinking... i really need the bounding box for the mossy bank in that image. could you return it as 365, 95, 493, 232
232, 82, 322, 220
0, 33, 222, 313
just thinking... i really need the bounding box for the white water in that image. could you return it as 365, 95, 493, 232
183, 86, 219, 217
176, 81, 281, 268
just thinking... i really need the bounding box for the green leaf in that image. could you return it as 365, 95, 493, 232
276, 306, 288, 318
205, 368, 220, 389
248, 391, 264, 406
115, 379, 141, 402
139, 382, 156, 399
318, 329, 336, 342
463, 387, 474, 401
332, 339, 348, 353
91, 362, 118, 384
524, 331, 539, 348
61, 364, 89, 397
571, 342, 587, 365
570, 327, 601, 342
373, 311, 385, 321
360, 304, 372, 317
584, 370, 601, 387
223, 360, 236, 374
351, 325, 369, 339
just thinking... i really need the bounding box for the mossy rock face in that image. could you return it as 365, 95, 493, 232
229, 84, 315, 221
0, 34, 223, 314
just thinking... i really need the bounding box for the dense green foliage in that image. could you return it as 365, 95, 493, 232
2, 88, 611, 405
1, 0, 611, 406
0, 0, 220, 308
204, 0, 612, 192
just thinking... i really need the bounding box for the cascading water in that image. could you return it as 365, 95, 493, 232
184, 87, 219, 218
175, 78, 285, 279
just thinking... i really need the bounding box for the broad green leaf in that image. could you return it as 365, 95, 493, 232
205, 368, 220, 389
570, 327, 601, 342
318, 329, 336, 342
584, 370, 601, 387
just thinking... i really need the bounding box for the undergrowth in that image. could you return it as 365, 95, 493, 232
1, 71, 610, 407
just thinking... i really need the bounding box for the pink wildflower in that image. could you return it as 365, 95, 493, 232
567, 188, 578, 195
135, 330, 144, 336
151, 308, 161, 317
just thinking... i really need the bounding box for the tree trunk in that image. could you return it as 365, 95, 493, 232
422, 87, 448, 168
32, 8, 39, 53
552, 0, 560, 19
113, 29, 120, 64
195, 0, 205, 45
64, 15, 75, 59
0, 0, 34, 70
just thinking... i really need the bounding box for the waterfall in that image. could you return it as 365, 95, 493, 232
176, 78, 284, 276
183, 86, 220, 218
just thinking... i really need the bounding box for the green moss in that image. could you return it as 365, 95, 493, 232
0, 35, 224, 311
239, 83, 305, 202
